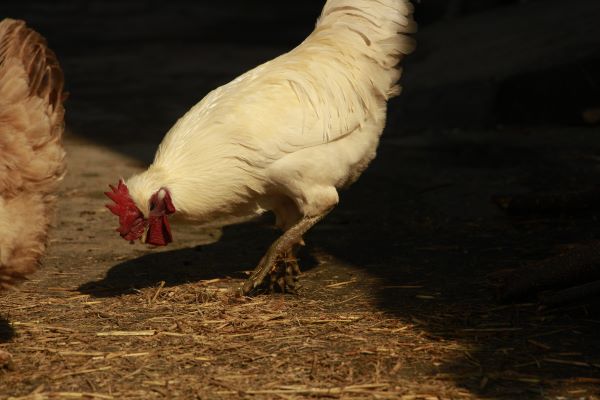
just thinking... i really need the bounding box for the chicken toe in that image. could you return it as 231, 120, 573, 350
240, 213, 327, 295
241, 245, 298, 295
268, 250, 301, 293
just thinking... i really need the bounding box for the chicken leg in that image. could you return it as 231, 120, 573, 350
240, 212, 329, 295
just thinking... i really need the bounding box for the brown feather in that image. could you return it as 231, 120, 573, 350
0, 18, 66, 289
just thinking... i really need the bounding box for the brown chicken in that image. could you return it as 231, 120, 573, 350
0, 19, 66, 291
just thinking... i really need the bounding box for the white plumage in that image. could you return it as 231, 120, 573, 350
117, 0, 416, 293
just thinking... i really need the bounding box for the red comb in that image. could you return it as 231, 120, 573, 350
105, 179, 146, 240
105, 179, 134, 215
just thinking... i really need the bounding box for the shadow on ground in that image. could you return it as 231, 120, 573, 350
304, 138, 600, 397
0, 317, 14, 343
79, 220, 318, 297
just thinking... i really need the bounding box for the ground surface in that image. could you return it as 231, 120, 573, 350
1, 127, 600, 399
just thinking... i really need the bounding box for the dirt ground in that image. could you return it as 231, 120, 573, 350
1, 126, 600, 399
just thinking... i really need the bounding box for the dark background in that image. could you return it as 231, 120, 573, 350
4, 0, 600, 151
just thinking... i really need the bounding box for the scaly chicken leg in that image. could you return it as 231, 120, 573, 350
240, 212, 330, 295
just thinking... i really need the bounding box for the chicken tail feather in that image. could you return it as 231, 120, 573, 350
316, 0, 416, 98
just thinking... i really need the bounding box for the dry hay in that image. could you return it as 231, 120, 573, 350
1, 274, 600, 399
0, 278, 465, 399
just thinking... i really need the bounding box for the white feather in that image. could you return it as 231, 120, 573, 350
126, 0, 416, 229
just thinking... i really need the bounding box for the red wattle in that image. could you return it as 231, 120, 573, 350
145, 215, 173, 246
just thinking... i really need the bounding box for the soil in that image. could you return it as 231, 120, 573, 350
1, 127, 600, 399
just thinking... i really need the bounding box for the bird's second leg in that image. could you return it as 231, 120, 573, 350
239, 212, 329, 295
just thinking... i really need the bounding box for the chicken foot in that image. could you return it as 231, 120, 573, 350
240, 212, 328, 295
267, 247, 302, 293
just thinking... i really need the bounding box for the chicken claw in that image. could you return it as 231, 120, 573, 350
240, 245, 298, 295
239, 213, 327, 295
268, 250, 301, 293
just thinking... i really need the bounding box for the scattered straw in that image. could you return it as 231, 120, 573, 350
96, 330, 156, 337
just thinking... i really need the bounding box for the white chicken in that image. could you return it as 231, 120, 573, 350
106, 0, 416, 294
0, 19, 66, 290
